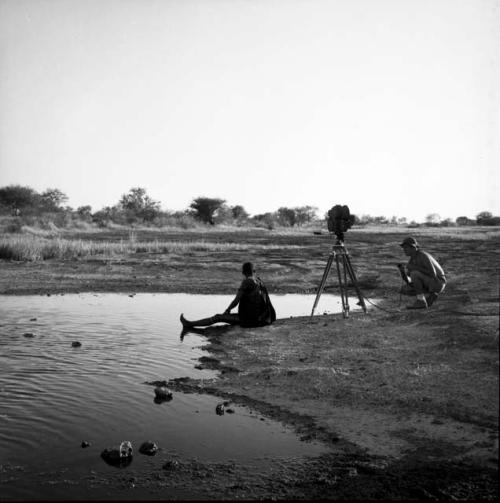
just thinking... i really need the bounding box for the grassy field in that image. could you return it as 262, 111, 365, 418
0, 223, 498, 296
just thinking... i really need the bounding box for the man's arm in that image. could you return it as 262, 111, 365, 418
397, 263, 411, 284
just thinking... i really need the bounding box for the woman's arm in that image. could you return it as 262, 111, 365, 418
224, 289, 243, 314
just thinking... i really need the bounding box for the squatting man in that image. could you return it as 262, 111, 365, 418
398, 237, 446, 309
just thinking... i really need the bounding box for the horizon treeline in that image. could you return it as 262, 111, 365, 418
0, 184, 498, 230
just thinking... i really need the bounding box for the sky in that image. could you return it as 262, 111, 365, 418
0, 0, 498, 223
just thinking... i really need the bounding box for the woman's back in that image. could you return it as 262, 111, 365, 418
238, 278, 267, 327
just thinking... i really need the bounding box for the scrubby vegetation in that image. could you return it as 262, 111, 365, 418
0, 184, 498, 239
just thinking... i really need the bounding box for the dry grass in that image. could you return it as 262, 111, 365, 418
0, 234, 303, 261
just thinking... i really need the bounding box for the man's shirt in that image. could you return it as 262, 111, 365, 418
408, 250, 446, 281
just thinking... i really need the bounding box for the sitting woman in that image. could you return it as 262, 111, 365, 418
180, 262, 275, 329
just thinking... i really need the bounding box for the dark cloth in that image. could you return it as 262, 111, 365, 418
237, 277, 276, 327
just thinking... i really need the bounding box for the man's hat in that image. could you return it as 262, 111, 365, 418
400, 237, 419, 248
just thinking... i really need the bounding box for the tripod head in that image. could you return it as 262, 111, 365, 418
327, 204, 354, 242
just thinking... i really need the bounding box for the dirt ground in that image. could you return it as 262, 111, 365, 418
0, 226, 498, 500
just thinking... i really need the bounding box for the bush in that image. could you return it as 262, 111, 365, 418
3, 218, 23, 233
476, 212, 500, 226
156, 212, 199, 229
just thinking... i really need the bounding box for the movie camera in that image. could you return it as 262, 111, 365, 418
327, 204, 355, 242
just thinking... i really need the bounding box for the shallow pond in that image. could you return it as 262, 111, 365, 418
0, 293, 352, 499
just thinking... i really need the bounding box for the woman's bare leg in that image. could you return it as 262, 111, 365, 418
180, 313, 240, 328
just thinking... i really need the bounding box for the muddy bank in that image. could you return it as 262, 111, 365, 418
164, 298, 498, 499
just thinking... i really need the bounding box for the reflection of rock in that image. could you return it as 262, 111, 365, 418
154, 386, 173, 401
101, 441, 133, 468
71, 341, 82, 347
139, 441, 158, 456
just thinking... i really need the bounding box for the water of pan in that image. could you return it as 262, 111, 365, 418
0, 293, 349, 500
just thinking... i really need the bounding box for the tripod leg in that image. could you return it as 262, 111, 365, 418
335, 254, 349, 318
344, 253, 367, 313
342, 254, 350, 316
310, 254, 334, 317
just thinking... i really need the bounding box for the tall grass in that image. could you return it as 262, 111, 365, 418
0, 234, 301, 261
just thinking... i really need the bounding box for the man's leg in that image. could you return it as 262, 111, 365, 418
407, 271, 430, 308
400, 284, 417, 296
407, 271, 445, 308
180, 313, 240, 327
425, 278, 445, 306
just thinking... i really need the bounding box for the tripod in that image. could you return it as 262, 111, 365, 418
311, 240, 367, 318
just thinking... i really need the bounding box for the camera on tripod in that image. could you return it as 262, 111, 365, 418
327, 205, 355, 242
312, 204, 367, 318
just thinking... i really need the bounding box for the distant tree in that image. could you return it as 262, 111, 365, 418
212, 204, 233, 224
231, 205, 249, 220
389, 215, 407, 226
456, 216, 473, 226
425, 213, 441, 226
39, 188, 68, 212
252, 212, 277, 230
0, 185, 39, 214
372, 216, 389, 225
189, 197, 226, 224
294, 206, 318, 226
439, 218, 454, 227
77, 205, 93, 220
476, 211, 492, 223
354, 214, 369, 225
355, 214, 390, 225
92, 206, 120, 227
119, 187, 161, 222
475, 211, 500, 226
277, 207, 297, 227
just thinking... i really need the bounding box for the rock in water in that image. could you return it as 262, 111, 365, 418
119, 441, 133, 458
101, 441, 133, 467
215, 403, 225, 415
154, 386, 173, 400
71, 341, 82, 347
139, 441, 158, 456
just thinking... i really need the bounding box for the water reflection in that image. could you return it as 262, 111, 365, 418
0, 293, 340, 499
